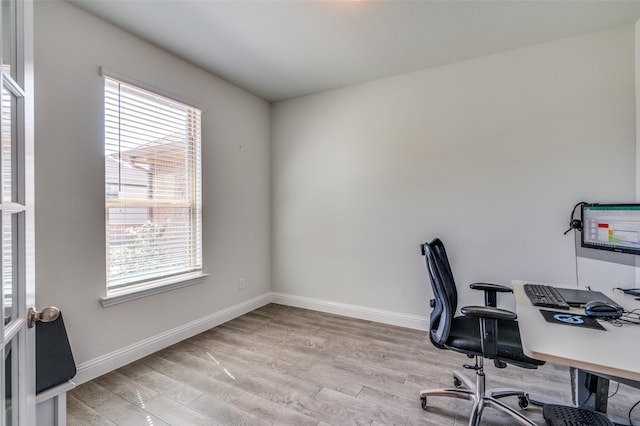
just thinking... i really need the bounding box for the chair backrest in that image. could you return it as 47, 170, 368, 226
421, 238, 458, 348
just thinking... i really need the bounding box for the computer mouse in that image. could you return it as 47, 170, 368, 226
584, 300, 622, 318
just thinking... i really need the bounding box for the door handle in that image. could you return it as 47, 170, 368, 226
27, 307, 60, 329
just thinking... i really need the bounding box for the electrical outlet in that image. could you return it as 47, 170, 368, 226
238, 278, 245, 291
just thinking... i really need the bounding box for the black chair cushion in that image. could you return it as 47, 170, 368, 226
446, 315, 544, 369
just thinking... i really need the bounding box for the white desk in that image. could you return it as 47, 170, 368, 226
512, 281, 640, 384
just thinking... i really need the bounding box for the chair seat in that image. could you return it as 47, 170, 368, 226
446, 316, 544, 368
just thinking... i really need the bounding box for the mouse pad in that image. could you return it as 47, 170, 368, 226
539, 309, 606, 331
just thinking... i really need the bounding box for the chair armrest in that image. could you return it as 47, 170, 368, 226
460, 305, 517, 321
469, 283, 512, 307
469, 283, 512, 293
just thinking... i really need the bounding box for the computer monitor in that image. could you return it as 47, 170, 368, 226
581, 203, 640, 255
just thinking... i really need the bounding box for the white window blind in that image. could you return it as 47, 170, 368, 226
104, 76, 202, 294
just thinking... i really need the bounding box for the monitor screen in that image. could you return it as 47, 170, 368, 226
581, 204, 640, 255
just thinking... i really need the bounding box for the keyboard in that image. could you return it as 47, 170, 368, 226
524, 284, 571, 310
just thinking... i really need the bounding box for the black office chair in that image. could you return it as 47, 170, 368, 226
419, 238, 544, 426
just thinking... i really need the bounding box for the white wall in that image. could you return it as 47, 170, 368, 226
637, 18, 640, 286
637, 18, 640, 203
34, 1, 271, 366
272, 26, 636, 315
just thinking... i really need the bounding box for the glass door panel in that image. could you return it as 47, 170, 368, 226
1, 213, 15, 326
4, 339, 17, 425
1, 85, 15, 203
1, 0, 16, 80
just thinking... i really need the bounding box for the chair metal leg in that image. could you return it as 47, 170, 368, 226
489, 388, 527, 399
491, 390, 561, 408
483, 397, 537, 425
420, 387, 475, 400
527, 392, 562, 407
489, 388, 534, 409
469, 397, 484, 426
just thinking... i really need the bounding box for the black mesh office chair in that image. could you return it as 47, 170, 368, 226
419, 238, 545, 426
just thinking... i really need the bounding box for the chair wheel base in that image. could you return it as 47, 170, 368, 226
420, 396, 427, 410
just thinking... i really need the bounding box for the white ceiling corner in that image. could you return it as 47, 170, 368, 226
66, 0, 640, 102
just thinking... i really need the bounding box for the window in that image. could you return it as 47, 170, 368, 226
104, 76, 202, 296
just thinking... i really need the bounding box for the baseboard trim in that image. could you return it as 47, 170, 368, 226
73, 293, 271, 385
270, 292, 428, 331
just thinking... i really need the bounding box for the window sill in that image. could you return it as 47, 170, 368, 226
100, 272, 209, 307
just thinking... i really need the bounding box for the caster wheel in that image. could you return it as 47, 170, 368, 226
420, 396, 427, 410
453, 376, 463, 389
518, 395, 529, 409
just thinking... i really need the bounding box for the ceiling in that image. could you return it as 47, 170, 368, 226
67, 0, 640, 102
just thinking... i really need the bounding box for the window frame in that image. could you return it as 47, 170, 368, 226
100, 69, 206, 306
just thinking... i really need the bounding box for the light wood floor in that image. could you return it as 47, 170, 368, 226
67, 304, 640, 425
